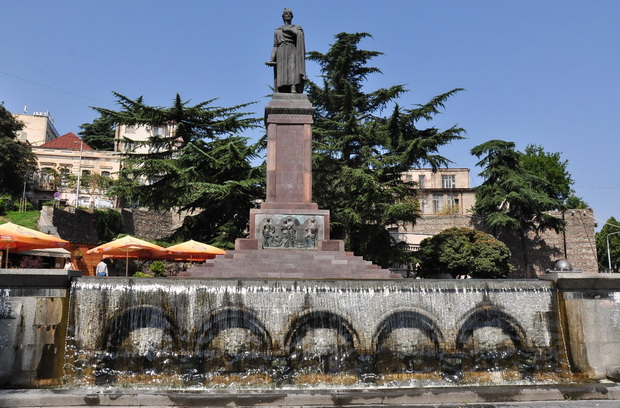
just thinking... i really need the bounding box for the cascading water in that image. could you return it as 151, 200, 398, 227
64, 278, 571, 389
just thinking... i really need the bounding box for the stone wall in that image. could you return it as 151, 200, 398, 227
47, 207, 186, 243
405, 209, 598, 277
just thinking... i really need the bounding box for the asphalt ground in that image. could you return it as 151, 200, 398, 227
2, 383, 620, 407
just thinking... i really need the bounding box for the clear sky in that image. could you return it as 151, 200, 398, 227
2, 1, 619, 230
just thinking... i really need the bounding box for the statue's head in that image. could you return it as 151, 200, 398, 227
282, 8, 293, 21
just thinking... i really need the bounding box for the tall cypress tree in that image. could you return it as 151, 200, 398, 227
307, 33, 464, 267
93, 93, 264, 247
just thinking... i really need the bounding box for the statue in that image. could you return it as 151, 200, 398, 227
266, 8, 306, 94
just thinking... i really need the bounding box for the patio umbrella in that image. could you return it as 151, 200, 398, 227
86, 235, 170, 276
0, 222, 70, 268
166, 240, 226, 262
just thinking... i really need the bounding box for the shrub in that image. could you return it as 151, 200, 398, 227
149, 261, 167, 277
132, 271, 152, 278
417, 227, 512, 279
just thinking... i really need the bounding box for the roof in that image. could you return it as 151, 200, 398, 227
39, 132, 94, 151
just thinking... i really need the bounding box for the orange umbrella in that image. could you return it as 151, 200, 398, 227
86, 235, 170, 276
0, 222, 69, 268
166, 240, 226, 262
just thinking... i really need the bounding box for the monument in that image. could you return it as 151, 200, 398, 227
5, 9, 620, 403
189, 8, 396, 279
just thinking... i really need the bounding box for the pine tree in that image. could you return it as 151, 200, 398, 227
471, 140, 565, 277
307, 33, 464, 267
78, 114, 115, 151
93, 93, 263, 247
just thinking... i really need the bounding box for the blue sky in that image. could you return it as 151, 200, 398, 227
2, 1, 619, 230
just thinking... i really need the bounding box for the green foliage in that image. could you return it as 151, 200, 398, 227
596, 217, 620, 272
471, 141, 572, 277
471, 140, 565, 235
0, 195, 17, 215
93, 93, 264, 246
0, 104, 37, 195
132, 271, 152, 278
2, 211, 39, 229
93, 209, 124, 243
149, 260, 167, 277
78, 114, 116, 151
565, 195, 589, 209
307, 32, 465, 267
521, 144, 573, 205
417, 227, 511, 279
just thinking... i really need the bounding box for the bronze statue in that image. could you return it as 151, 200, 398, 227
266, 8, 306, 93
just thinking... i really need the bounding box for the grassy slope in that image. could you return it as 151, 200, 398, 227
0, 211, 40, 229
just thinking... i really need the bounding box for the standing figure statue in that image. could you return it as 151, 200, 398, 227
266, 8, 306, 94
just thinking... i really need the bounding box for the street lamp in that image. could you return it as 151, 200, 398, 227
75, 140, 83, 207
606, 231, 620, 271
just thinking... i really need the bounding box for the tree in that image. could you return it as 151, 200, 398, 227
92, 92, 263, 247
416, 227, 511, 279
520, 144, 573, 204
471, 140, 565, 277
78, 114, 116, 151
596, 217, 620, 272
0, 104, 36, 196
307, 32, 464, 267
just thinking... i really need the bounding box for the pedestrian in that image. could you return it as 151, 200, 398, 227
96, 259, 108, 277
63, 258, 75, 270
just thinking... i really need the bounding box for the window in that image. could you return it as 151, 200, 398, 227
101, 171, 111, 178
432, 194, 443, 213
59, 167, 71, 187
124, 126, 136, 134
442, 175, 456, 189
418, 175, 426, 189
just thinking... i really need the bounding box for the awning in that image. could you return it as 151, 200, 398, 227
17, 248, 71, 257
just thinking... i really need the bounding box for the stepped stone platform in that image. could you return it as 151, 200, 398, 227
185, 247, 400, 279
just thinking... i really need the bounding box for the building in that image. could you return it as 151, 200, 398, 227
403, 168, 475, 215
14, 111, 60, 146
30, 133, 121, 209
390, 168, 476, 258
114, 123, 177, 154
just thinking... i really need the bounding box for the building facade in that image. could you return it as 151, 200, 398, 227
30, 133, 121, 209
14, 112, 60, 145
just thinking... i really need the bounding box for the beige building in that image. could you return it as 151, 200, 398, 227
114, 123, 177, 153
390, 168, 477, 252
403, 168, 475, 215
30, 133, 121, 209
14, 112, 60, 146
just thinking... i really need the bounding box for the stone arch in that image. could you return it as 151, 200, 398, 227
454, 305, 530, 376
284, 310, 360, 375
196, 307, 272, 375
456, 306, 527, 350
97, 305, 181, 384
372, 309, 444, 374
101, 305, 180, 353
197, 307, 272, 351
373, 309, 444, 351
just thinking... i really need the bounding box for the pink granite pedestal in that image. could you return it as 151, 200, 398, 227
188, 94, 398, 279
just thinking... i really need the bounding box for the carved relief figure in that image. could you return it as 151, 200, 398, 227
266, 8, 306, 93
262, 218, 276, 248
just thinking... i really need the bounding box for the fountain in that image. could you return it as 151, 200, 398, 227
3, 9, 620, 406
63, 278, 569, 389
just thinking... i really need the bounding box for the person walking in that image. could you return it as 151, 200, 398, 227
96, 259, 108, 277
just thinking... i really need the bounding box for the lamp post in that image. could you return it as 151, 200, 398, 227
606, 231, 620, 271
75, 140, 83, 207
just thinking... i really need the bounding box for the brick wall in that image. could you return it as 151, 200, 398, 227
405, 209, 598, 277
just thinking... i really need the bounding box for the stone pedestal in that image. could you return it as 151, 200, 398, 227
189, 93, 396, 279
244, 93, 331, 250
